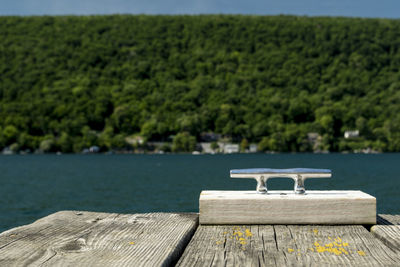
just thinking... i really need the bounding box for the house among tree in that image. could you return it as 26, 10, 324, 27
307, 132, 322, 151
249, 144, 258, 153
344, 130, 359, 139
125, 136, 144, 145
223, 144, 239, 154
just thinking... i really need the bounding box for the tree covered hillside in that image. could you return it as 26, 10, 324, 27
0, 15, 400, 152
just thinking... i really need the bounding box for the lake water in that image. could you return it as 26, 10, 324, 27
0, 153, 399, 232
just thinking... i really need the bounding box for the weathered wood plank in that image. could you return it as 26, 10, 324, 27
177, 224, 400, 266
200, 190, 376, 225
371, 214, 400, 252
0, 211, 198, 267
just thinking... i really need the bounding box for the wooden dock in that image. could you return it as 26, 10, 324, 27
0, 211, 399, 266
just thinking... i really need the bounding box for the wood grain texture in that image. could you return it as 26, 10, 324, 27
177, 224, 400, 266
371, 214, 400, 252
0, 211, 198, 267
200, 190, 376, 225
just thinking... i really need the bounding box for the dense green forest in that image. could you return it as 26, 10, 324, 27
1, 15, 400, 153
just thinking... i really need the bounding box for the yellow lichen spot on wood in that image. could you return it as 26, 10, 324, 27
339, 247, 349, 255
239, 237, 245, 241
331, 248, 342, 255
288, 248, 295, 253
313, 229, 319, 235
357, 250, 366, 256
223, 231, 228, 235
233, 231, 243, 237
311, 237, 351, 256
334, 242, 341, 247
129, 242, 135, 245
342, 242, 349, 247
245, 229, 253, 237
240, 241, 247, 245
216, 241, 223, 245
328, 236, 332, 240
309, 248, 314, 252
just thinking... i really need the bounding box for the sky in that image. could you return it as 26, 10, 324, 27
0, 0, 397, 18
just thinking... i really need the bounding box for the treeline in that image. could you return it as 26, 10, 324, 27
1, 15, 400, 153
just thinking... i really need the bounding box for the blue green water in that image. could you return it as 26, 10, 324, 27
1, 154, 399, 232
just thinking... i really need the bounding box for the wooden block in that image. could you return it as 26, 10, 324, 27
176, 224, 400, 266
0, 211, 198, 266
200, 190, 376, 225
371, 214, 400, 252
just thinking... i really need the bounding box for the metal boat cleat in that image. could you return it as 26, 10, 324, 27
230, 168, 332, 194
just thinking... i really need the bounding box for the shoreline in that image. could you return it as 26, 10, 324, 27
0, 150, 386, 156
